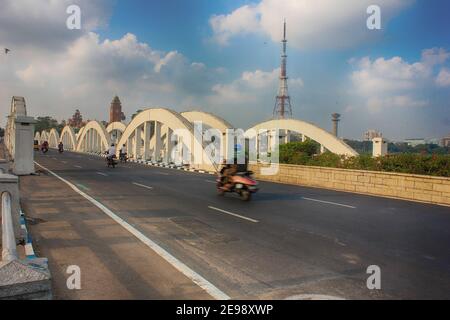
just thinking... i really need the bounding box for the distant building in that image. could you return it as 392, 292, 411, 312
109, 96, 126, 123
404, 138, 426, 147
363, 130, 382, 141
441, 134, 450, 147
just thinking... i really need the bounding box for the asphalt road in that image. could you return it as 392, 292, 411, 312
29, 150, 450, 299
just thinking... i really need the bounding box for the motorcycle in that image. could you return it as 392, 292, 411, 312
216, 171, 259, 201
41, 146, 49, 154
58, 146, 64, 153
119, 152, 127, 163
106, 154, 117, 168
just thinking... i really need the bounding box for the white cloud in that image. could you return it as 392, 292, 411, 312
210, 68, 303, 102
436, 68, 450, 87
349, 48, 449, 113
0, 30, 223, 123
210, 0, 412, 49
0, 0, 111, 51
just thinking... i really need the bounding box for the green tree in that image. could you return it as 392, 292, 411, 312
279, 140, 319, 164
34, 116, 59, 133
132, 109, 143, 120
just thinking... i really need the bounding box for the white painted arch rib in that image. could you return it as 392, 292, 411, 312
60, 125, 77, 150
245, 118, 358, 156
106, 121, 127, 134
75, 120, 111, 152
181, 110, 233, 133
48, 128, 60, 148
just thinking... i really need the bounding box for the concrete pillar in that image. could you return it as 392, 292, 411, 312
320, 144, 326, 154
164, 127, 173, 163
134, 126, 142, 159
372, 137, 388, 157
221, 132, 228, 163
127, 135, 133, 158
143, 122, 151, 160
90, 130, 94, 152
301, 134, 307, 142
12, 116, 36, 175
154, 121, 162, 162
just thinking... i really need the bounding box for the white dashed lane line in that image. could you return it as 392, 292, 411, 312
96, 172, 108, 176
132, 182, 153, 190
74, 165, 82, 169
208, 206, 259, 223
302, 197, 356, 209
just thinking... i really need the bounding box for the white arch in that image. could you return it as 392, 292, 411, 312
106, 121, 127, 144
117, 108, 216, 171
11, 96, 27, 116
76, 121, 111, 153
245, 119, 358, 157
181, 110, 233, 133
60, 126, 77, 150
34, 131, 41, 143
48, 128, 60, 148
40, 130, 50, 144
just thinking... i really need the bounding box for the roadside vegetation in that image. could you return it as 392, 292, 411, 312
278, 140, 450, 177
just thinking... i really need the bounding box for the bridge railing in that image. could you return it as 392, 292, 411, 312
1, 191, 18, 263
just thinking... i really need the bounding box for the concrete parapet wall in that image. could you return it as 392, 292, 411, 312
249, 163, 450, 206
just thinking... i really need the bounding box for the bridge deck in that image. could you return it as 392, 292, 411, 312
19, 150, 450, 299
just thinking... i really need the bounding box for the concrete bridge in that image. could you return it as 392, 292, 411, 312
4, 96, 450, 300
35, 107, 358, 172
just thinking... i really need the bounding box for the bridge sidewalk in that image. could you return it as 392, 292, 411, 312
18, 167, 212, 300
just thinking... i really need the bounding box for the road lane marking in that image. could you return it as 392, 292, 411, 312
208, 206, 259, 223
34, 161, 230, 300
74, 165, 82, 169
96, 172, 108, 176
52, 157, 57, 160
302, 197, 356, 209
205, 180, 216, 184
132, 182, 153, 190
155, 172, 169, 175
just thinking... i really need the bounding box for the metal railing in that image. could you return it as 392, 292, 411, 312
1, 191, 18, 262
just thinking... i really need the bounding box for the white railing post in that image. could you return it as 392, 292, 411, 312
1, 191, 18, 262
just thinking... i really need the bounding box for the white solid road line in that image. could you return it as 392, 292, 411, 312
97, 172, 108, 176
34, 161, 230, 300
302, 197, 356, 209
208, 206, 259, 223
132, 182, 153, 190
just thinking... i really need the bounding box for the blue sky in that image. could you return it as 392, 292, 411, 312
0, 0, 449, 140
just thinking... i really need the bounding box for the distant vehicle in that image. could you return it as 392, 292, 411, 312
41, 141, 49, 154
33, 140, 40, 151
216, 170, 259, 201
105, 153, 117, 168
119, 152, 127, 163
58, 142, 64, 153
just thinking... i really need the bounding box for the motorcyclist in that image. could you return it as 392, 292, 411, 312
107, 143, 116, 161
41, 141, 49, 153
119, 144, 127, 161
58, 142, 64, 152
221, 162, 238, 191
